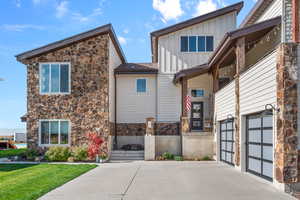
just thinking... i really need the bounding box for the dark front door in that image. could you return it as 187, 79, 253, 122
190, 102, 203, 131
246, 113, 273, 181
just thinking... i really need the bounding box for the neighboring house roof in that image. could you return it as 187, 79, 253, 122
16, 24, 126, 63
115, 63, 158, 74
174, 16, 281, 83
0, 128, 26, 136
150, 1, 244, 63
173, 64, 209, 84
239, 0, 274, 28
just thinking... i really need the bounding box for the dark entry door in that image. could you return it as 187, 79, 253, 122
220, 120, 235, 165
190, 102, 203, 131
246, 113, 273, 181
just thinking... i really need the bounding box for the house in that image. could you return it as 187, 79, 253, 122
16, 0, 300, 197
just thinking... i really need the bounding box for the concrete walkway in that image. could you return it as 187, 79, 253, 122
39, 161, 294, 200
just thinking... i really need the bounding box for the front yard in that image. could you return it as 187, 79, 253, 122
0, 164, 97, 200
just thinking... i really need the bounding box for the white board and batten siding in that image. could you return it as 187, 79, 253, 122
157, 74, 181, 122
215, 81, 236, 121
158, 12, 237, 74
116, 75, 157, 123
240, 51, 277, 115
109, 38, 122, 123
256, 0, 282, 23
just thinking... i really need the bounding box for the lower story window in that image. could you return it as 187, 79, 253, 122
40, 120, 70, 145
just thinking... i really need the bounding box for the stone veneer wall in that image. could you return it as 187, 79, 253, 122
276, 43, 298, 183
115, 122, 180, 136
24, 34, 111, 153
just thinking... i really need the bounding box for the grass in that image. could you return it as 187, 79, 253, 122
0, 164, 97, 200
0, 149, 27, 158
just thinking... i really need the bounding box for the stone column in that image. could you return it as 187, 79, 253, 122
276, 43, 298, 183
181, 117, 190, 134
145, 117, 156, 160
234, 37, 245, 166
181, 77, 189, 134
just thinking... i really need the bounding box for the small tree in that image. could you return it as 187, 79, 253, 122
87, 132, 104, 160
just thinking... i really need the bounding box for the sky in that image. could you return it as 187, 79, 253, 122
0, 0, 257, 129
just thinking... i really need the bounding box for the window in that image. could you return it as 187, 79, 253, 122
180, 36, 188, 52
136, 79, 146, 93
198, 36, 206, 52
40, 120, 70, 145
189, 36, 197, 52
206, 36, 214, 51
191, 89, 204, 97
180, 36, 214, 52
40, 63, 70, 94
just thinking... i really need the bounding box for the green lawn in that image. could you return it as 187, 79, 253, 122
0, 164, 97, 200
0, 149, 27, 158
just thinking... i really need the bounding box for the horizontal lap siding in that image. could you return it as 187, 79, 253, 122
157, 75, 181, 122
116, 75, 157, 123
240, 51, 277, 115
256, 0, 282, 23
215, 81, 236, 121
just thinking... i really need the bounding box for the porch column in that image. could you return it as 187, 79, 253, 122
275, 43, 298, 184
181, 77, 189, 134
234, 37, 245, 166
292, 0, 299, 43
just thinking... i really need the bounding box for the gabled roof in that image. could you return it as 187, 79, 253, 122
173, 64, 209, 84
239, 0, 275, 28
16, 24, 126, 63
115, 63, 158, 74
174, 16, 281, 83
150, 1, 244, 63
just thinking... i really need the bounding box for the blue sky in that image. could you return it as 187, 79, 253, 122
0, 0, 256, 129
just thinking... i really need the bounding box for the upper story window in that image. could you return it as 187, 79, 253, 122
136, 78, 146, 93
180, 36, 214, 52
40, 120, 70, 146
191, 89, 204, 97
40, 63, 70, 94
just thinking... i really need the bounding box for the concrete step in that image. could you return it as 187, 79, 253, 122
110, 150, 144, 160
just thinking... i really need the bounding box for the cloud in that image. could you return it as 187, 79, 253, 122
55, 1, 69, 18
123, 28, 129, 34
71, 7, 102, 22
118, 36, 127, 45
32, 0, 41, 4
1, 24, 46, 32
152, 0, 184, 23
194, 0, 217, 16
15, 0, 21, 7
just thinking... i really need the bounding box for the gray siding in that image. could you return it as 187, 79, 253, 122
240, 51, 277, 115
214, 80, 236, 121
256, 0, 282, 23
157, 74, 181, 122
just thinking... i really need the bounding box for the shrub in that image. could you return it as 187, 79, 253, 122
202, 156, 212, 161
45, 146, 71, 162
24, 149, 40, 161
71, 146, 88, 161
162, 152, 174, 160
87, 133, 104, 160
0, 149, 27, 158
174, 156, 183, 161
67, 157, 75, 162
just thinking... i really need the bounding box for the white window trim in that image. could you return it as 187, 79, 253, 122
39, 62, 71, 95
180, 35, 214, 53
38, 119, 71, 147
136, 78, 148, 94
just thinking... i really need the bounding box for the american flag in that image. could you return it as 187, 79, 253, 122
185, 95, 192, 112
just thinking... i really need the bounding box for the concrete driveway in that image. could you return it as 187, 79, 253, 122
39, 161, 294, 200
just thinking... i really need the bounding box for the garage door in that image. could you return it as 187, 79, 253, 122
220, 120, 234, 166
246, 113, 273, 181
